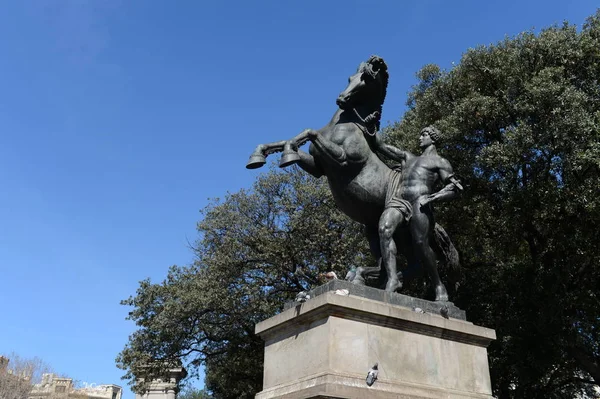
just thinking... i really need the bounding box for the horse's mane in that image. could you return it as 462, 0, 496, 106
360, 55, 389, 132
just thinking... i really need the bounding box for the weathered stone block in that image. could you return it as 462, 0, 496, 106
257, 291, 495, 399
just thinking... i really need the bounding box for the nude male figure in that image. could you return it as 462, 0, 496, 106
374, 126, 462, 301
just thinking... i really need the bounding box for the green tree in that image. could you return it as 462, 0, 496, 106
117, 167, 369, 398
178, 387, 213, 399
387, 11, 600, 398
119, 12, 600, 399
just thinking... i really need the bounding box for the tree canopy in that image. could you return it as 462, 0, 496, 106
178, 387, 213, 399
387, 11, 600, 398
117, 167, 369, 398
118, 11, 600, 399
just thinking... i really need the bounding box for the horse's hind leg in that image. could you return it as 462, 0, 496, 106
352, 225, 385, 287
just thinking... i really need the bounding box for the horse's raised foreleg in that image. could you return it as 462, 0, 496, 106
307, 129, 348, 167
281, 128, 348, 169
246, 140, 288, 169
296, 149, 324, 178
247, 132, 325, 177
279, 129, 314, 168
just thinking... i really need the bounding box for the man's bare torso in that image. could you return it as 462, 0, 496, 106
397, 152, 452, 203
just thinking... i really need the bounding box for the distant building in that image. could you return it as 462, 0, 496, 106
1, 356, 122, 399
29, 373, 122, 399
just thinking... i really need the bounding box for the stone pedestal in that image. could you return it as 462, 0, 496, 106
255, 281, 496, 399
135, 366, 187, 399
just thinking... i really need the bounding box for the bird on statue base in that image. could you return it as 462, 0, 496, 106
295, 291, 310, 303
345, 266, 357, 282
440, 304, 450, 319
366, 363, 379, 386
319, 271, 339, 282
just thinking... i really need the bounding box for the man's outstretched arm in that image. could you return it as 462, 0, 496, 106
373, 134, 408, 162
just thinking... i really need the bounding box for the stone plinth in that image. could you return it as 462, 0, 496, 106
135, 366, 187, 399
255, 284, 496, 399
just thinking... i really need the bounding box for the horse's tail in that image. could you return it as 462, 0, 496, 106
433, 223, 461, 289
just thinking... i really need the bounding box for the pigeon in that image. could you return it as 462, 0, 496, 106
413, 307, 425, 314
440, 305, 449, 319
295, 291, 310, 303
334, 289, 350, 296
366, 363, 379, 387
322, 271, 338, 280
345, 266, 357, 282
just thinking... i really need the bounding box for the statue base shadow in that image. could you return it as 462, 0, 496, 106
255, 280, 496, 399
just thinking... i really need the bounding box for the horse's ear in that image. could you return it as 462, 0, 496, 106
369, 56, 387, 74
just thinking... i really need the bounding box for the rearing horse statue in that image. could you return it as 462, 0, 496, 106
246, 56, 458, 301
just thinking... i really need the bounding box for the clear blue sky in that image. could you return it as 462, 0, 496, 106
0, 1, 597, 397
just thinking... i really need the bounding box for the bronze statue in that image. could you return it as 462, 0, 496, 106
373, 126, 462, 301
246, 56, 460, 301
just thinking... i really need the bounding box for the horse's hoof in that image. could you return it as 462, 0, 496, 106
279, 151, 300, 168
351, 276, 366, 286
385, 279, 402, 293
246, 154, 266, 169
434, 285, 449, 302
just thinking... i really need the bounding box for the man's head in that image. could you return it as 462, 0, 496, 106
419, 126, 442, 149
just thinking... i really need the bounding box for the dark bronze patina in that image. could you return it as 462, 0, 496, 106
247, 56, 461, 301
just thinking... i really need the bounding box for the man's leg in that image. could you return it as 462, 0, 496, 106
379, 208, 404, 292
410, 205, 448, 301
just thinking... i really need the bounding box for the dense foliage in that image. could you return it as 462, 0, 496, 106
178, 387, 213, 399
119, 11, 600, 399
117, 167, 369, 398
387, 12, 600, 398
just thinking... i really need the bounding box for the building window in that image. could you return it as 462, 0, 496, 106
55, 386, 66, 393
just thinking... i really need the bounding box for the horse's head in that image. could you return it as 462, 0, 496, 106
336, 55, 388, 112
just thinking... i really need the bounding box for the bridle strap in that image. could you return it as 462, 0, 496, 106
353, 108, 379, 137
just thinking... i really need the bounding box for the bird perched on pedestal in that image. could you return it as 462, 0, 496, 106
366, 363, 379, 386
319, 271, 338, 282
295, 291, 310, 303
440, 304, 449, 319
345, 266, 357, 282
